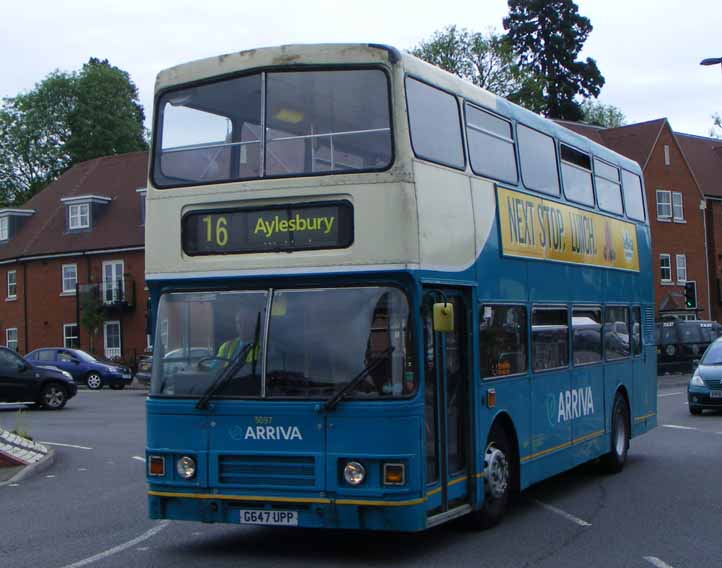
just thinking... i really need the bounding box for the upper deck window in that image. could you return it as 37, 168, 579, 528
153, 69, 392, 187
517, 124, 560, 196
622, 170, 646, 221
594, 158, 623, 215
560, 144, 594, 206
405, 77, 465, 170
464, 104, 517, 184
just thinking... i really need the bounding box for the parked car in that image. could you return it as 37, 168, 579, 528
655, 320, 722, 373
25, 348, 132, 390
688, 337, 722, 414
0, 347, 77, 409
135, 355, 152, 386
134, 347, 212, 387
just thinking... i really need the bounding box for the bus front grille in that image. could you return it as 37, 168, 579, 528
218, 455, 316, 487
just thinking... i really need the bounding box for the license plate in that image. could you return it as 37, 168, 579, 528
710, 390, 722, 399
122, 374, 131, 379
239, 509, 298, 526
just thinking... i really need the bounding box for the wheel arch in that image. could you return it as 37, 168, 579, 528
487, 411, 520, 493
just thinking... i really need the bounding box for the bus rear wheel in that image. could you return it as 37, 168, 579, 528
471, 423, 513, 530
600, 393, 629, 474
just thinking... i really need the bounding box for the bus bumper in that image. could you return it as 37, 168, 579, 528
148, 492, 428, 532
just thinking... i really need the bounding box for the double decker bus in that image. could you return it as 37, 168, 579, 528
145, 44, 656, 531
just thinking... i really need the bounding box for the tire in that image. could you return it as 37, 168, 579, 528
600, 393, 630, 474
689, 406, 703, 416
110, 383, 125, 390
86, 373, 103, 390
40, 383, 67, 410
471, 422, 514, 530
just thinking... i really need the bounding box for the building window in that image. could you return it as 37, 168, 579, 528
102, 260, 124, 304
0, 217, 8, 241
656, 190, 671, 220
672, 192, 684, 222
63, 323, 79, 348
6, 328, 18, 351
664, 144, 670, 166
676, 255, 687, 283
62, 264, 78, 294
104, 321, 121, 359
660, 254, 672, 283
7, 270, 16, 299
68, 203, 90, 230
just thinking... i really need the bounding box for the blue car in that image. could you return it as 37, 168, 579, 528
688, 337, 722, 415
25, 348, 132, 390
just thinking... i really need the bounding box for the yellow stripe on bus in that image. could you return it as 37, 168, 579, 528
520, 430, 606, 463
634, 412, 656, 423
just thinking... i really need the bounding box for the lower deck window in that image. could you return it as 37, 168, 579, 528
479, 305, 527, 377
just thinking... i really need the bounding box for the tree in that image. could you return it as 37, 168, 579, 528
0, 58, 148, 206
0, 72, 76, 205
580, 100, 626, 128
411, 26, 542, 108
503, 0, 605, 120
79, 287, 106, 356
66, 58, 148, 164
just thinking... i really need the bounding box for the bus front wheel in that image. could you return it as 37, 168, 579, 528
471, 423, 513, 530
600, 393, 630, 474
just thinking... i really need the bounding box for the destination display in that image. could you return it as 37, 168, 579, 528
497, 187, 639, 271
182, 201, 354, 255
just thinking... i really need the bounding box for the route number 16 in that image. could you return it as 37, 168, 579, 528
202, 215, 228, 247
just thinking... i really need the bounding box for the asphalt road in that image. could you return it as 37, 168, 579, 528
1, 380, 720, 568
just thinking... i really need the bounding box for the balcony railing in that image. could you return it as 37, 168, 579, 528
77, 276, 136, 313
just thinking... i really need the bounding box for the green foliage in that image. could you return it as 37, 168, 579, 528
503, 0, 605, 120
0, 58, 148, 206
580, 100, 626, 128
411, 26, 542, 108
66, 58, 148, 164
79, 288, 106, 355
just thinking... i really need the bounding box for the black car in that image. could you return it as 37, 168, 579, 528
656, 320, 722, 372
0, 347, 77, 409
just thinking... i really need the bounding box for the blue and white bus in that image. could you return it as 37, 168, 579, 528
145, 43, 656, 531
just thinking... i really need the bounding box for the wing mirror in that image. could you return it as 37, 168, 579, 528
432, 302, 454, 333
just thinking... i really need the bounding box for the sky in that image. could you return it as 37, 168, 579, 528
1, 0, 721, 137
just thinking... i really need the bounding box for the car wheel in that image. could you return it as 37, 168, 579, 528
40, 383, 67, 410
600, 393, 630, 474
689, 406, 703, 416
86, 373, 103, 390
110, 383, 125, 390
470, 422, 514, 530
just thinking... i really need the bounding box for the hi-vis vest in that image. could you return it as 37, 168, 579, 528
217, 338, 260, 362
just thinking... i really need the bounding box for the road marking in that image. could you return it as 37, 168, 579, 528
644, 556, 675, 568
40, 441, 93, 450
132, 456, 146, 463
657, 391, 683, 397
531, 499, 591, 527
59, 521, 169, 568
662, 424, 697, 431
8, 483, 19, 487
45, 475, 56, 478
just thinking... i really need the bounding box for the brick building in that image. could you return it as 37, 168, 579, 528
0, 152, 149, 365
559, 119, 712, 321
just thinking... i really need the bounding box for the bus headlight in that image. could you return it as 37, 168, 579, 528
176, 456, 196, 479
343, 461, 366, 486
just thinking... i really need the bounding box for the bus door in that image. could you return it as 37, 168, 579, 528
423, 289, 471, 518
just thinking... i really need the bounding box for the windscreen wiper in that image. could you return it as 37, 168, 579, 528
321, 347, 394, 413
196, 343, 254, 410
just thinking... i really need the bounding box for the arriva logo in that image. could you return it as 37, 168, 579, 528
557, 387, 595, 423
244, 426, 303, 441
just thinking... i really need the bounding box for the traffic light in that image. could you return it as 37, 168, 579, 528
684, 281, 697, 309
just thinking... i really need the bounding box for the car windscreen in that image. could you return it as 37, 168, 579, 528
701, 340, 722, 365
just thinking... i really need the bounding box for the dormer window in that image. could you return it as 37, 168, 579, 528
0, 208, 36, 242
61, 195, 111, 232
69, 203, 90, 229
